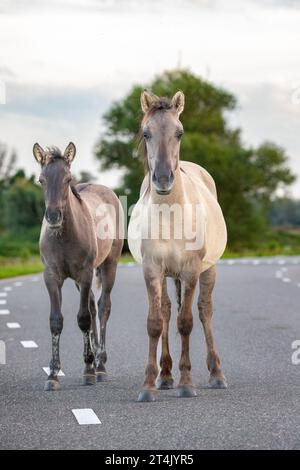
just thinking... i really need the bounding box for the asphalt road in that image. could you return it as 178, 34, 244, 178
0, 257, 300, 450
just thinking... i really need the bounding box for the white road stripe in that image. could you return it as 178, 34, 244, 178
253, 260, 260, 265
227, 260, 235, 265
275, 271, 283, 278
278, 260, 286, 265
14, 282, 23, 287
0, 309, 10, 315
72, 409, 101, 425
0, 300, 7, 305
31, 277, 40, 282
0, 293, 7, 297
21, 341, 38, 348
43, 367, 65, 377
7, 322, 21, 329
282, 278, 291, 283
3, 287, 12, 292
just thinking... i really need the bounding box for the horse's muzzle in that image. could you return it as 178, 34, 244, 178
45, 208, 63, 228
152, 171, 174, 195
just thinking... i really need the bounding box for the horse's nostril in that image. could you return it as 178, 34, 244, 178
46, 208, 62, 225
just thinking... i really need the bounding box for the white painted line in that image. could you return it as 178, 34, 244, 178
43, 367, 65, 377
31, 277, 40, 282
227, 260, 235, 265
278, 260, 286, 265
0, 300, 7, 305
72, 409, 101, 425
298, 283, 300, 287
275, 271, 283, 278
282, 278, 291, 283
3, 287, 12, 292
0, 293, 7, 297
21, 341, 38, 348
0, 309, 10, 315
281, 267, 288, 272
14, 282, 23, 287
7, 322, 21, 329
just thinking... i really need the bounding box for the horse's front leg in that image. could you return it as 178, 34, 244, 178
198, 265, 227, 389
138, 265, 164, 402
78, 271, 96, 386
177, 275, 198, 398
44, 270, 63, 391
157, 278, 174, 390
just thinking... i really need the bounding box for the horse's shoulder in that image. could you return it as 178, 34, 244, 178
76, 183, 118, 205
180, 161, 217, 199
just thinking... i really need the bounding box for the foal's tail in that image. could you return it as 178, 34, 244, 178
95, 267, 102, 291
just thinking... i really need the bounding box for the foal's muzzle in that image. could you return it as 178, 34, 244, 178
45, 208, 63, 228
152, 171, 174, 196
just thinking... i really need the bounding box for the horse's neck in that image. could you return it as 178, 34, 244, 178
150, 164, 185, 205
63, 188, 83, 237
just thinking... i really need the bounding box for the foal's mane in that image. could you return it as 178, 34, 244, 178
44, 147, 82, 203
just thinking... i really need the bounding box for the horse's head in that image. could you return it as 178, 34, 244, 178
33, 142, 76, 229
140, 90, 185, 195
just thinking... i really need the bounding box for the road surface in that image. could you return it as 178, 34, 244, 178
0, 257, 299, 450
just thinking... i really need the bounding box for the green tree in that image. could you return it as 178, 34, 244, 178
95, 69, 295, 249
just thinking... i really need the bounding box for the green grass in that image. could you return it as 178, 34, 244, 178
1, 229, 300, 279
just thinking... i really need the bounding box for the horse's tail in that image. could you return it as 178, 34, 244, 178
174, 279, 182, 311
95, 267, 102, 290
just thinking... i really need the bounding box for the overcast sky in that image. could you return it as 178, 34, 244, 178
0, 0, 300, 195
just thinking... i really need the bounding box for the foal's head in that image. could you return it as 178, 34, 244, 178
33, 142, 77, 229
140, 90, 185, 195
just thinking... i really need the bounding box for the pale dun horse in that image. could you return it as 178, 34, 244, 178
128, 91, 227, 402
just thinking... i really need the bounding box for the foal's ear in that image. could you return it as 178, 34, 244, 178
33, 143, 45, 165
171, 91, 185, 116
64, 142, 76, 164
141, 90, 158, 114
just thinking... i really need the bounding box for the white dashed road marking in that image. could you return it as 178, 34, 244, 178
7, 322, 21, 329
14, 282, 23, 287
43, 367, 65, 377
72, 409, 101, 425
282, 278, 291, 283
3, 287, 12, 292
0, 309, 10, 315
0, 300, 7, 305
21, 341, 38, 348
0, 293, 7, 297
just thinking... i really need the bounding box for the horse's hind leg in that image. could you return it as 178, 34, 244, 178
90, 289, 99, 354
77, 270, 96, 386
198, 265, 227, 389
157, 278, 174, 390
44, 270, 63, 391
95, 256, 118, 382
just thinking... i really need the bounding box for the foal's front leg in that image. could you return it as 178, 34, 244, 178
177, 276, 198, 398
138, 266, 163, 402
44, 270, 63, 391
78, 271, 96, 386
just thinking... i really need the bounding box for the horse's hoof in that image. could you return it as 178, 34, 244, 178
83, 374, 96, 386
156, 378, 174, 390
177, 385, 197, 398
209, 377, 228, 389
44, 379, 61, 392
96, 372, 108, 383
137, 390, 156, 403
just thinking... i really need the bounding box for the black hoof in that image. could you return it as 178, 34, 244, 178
137, 390, 156, 403
156, 378, 174, 390
177, 385, 197, 398
44, 379, 61, 392
96, 372, 108, 383
83, 374, 96, 386
209, 377, 228, 389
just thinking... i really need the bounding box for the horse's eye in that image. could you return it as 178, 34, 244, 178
143, 131, 151, 140
39, 177, 45, 185
176, 130, 184, 139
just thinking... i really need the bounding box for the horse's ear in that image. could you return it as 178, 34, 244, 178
171, 91, 185, 116
141, 90, 158, 114
33, 143, 45, 165
64, 142, 76, 164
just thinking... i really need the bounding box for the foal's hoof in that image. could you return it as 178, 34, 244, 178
177, 385, 197, 398
156, 378, 174, 390
83, 374, 96, 386
208, 377, 228, 389
96, 372, 108, 383
44, 379, 61, 392
137, 390, 156, 403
